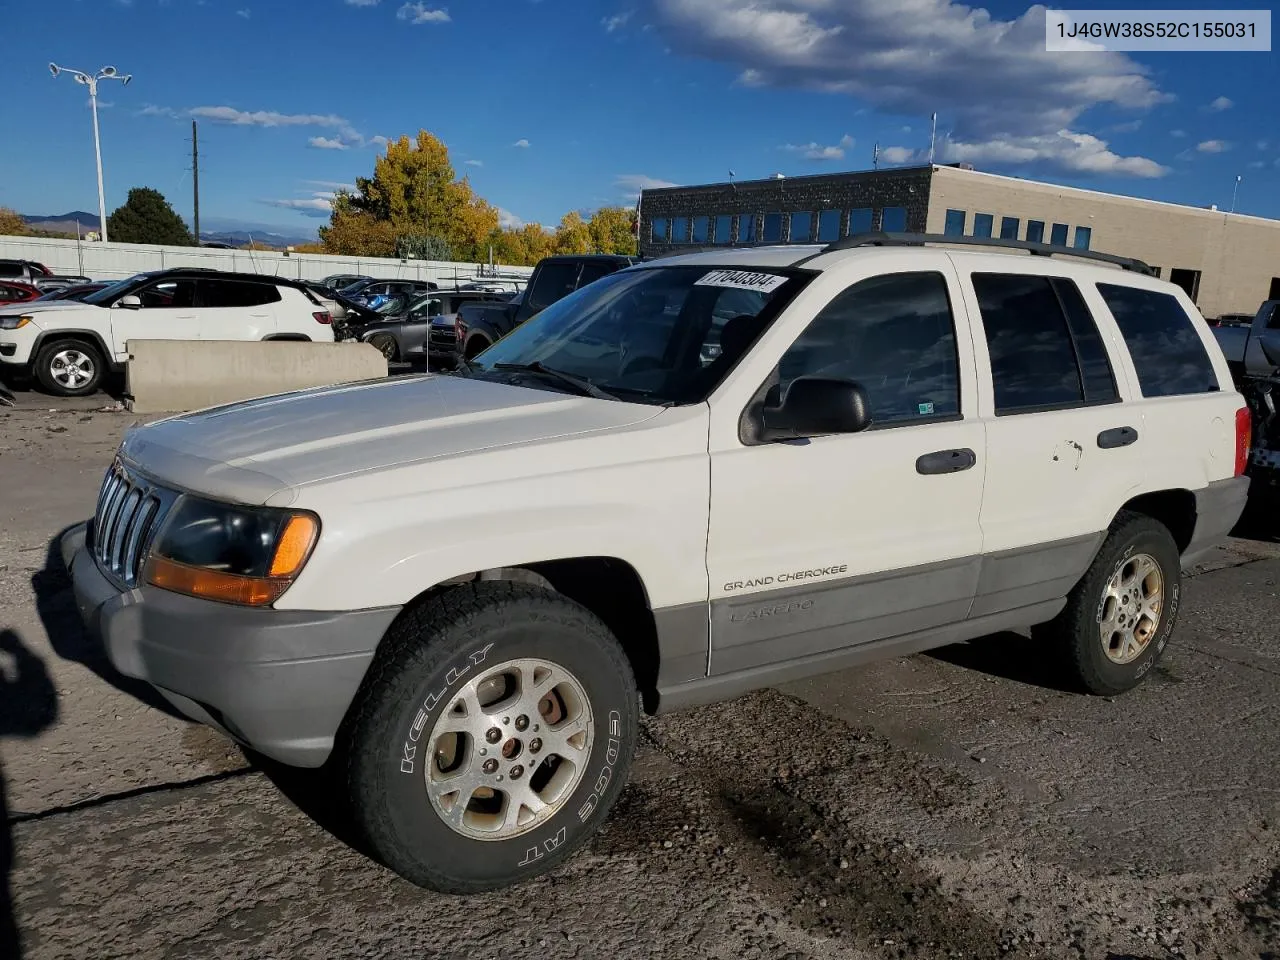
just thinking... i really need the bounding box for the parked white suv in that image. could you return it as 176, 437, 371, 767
62, 234, 1250, 893
0, 268, 335, 396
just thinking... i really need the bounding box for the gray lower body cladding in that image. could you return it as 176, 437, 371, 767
62, 523, 400, 768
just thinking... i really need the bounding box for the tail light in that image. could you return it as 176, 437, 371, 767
1235, 404, 1251, 477
455, 317, 465, 341
313, 311, 332, 325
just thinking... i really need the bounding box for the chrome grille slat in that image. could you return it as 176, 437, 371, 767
91, 462, 172, 588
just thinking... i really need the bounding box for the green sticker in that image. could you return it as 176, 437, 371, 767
918, 402, 935, 415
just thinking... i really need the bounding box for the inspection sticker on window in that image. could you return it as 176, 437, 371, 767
694, 270, 789, 294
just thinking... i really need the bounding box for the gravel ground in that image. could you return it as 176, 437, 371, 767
1, 394, 1279, 960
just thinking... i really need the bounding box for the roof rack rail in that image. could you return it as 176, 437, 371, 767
800, 231, 1155, 275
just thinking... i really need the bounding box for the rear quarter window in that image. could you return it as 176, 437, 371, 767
1097, 283, 1219, 397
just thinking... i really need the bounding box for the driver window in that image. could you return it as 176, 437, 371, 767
136, 279, 196, 309
776, 271, 960, 425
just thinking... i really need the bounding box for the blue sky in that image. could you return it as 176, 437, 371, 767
1, 0, 1275, 239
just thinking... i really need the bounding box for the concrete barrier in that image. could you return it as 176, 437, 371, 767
125, 339, 389, 413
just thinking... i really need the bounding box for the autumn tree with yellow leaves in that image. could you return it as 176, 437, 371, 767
321, 130, 638, 264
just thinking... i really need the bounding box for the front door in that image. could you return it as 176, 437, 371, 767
706, 262, 987, 675
108, 278, 201, 359
194, 278, 281, 340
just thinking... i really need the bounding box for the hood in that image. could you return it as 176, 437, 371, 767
118, 373, 665, 506
0, 301, 100, 317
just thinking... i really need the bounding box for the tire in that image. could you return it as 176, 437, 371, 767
464, 335, 490, 361
342, 581, 638, 893
368, 333, 398, 362
34, 338, 104, 397
1035, 511, 1182, 696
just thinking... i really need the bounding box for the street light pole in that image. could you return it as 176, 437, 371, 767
49, 63, 132, 243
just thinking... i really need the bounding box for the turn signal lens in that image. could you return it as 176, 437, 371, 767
146, 556, 290, 606
1235, 405, 1252, 477
269, 514, 319, 577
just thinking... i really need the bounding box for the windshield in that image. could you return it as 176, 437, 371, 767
465, 265, 811, 405
82, 274, 149, 306
339, 279, 375, 296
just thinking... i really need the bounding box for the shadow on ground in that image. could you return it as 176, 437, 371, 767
31, 525, 185, 721
926, 630, 1082, 694
0, 629, 60, 960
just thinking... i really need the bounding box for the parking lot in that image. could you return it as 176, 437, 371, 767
2, 391, 1280, 960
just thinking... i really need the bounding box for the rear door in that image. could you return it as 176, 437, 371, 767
959, 266, 1142, 617
108, 277, 201, 358
194, 278, 281, 340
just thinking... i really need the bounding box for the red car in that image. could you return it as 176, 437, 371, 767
0, 281, 41, 305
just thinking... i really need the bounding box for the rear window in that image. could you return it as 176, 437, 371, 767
1097, 284, 1219, 397
0, 262, 21, 278
199, 279, 282, 308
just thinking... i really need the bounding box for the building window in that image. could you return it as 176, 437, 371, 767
1073, 226, 1092, 250
714, 215, 732, 244
762, 212, 783, 243
1168, 267, 1202, 303
672, 216, 689, 243
848, 208, 874, 235
1050, 223, 1069, 246
1098, 283, 1219, 397
944, 209, 966, 236
651, 218, 669, 243
973, 213, 994, 238
818, 210, 842, 243
692, 216, 710, 244
738, 215, 757, 243
789, 212, 814, 243
1026, 220, 1045, 243
881, 207, 908, 232
999, 217, 1019, 240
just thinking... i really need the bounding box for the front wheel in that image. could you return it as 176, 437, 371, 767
34, 339, 104, 397
342, 582, 638, 893
1034, 511, 1182, 696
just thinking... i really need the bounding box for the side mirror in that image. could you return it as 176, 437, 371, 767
116, 294, 142, 309
762, 377, 871, 439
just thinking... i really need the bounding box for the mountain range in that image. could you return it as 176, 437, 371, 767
21, 211, 319, 249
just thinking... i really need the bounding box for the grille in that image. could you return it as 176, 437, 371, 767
92, 462, 167, 587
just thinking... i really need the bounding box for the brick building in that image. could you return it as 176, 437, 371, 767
639, 163, 1280, 319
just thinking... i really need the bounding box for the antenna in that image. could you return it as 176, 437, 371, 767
929, 113, 938, 164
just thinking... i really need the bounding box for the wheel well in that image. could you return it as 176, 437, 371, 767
464, 334, 490, 360
33, 330, 111, 364
403, 558, 662, 713
1119, 489, 1196, 552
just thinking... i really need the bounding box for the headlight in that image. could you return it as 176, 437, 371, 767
144, 497, 320, 606
0, 315, 33, 330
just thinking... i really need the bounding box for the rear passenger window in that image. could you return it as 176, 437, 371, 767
1097, 284, 1219, 397
776, 272, 960, 426
199, 280, 281, 308
972, 273, 1117, 414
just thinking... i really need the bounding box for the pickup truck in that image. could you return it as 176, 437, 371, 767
0, 259, 92, 293
451, 254, 637, 364
1212, 299, 1280, 491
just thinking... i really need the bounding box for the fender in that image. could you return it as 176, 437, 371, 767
29, 328, 119, 371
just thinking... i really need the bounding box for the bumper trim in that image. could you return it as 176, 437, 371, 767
1183, 476, 1251, 570
63, 526, 401, 768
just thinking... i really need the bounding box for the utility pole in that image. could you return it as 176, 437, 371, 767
192, 120, 201, 245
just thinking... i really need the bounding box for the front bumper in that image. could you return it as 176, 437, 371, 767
61, 522, 401, 767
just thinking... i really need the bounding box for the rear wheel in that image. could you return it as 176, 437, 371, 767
464, 335, 491, 361
368, 333, 398, 362
1035, 511, 1182, 696
34, 339, 104, 397
342, 581, 638, 893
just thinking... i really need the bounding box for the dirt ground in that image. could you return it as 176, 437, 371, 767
1, 392, 1279, 960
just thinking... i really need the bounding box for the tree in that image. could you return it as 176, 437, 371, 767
0, 208, 29, 237
397, 234, 454, 261
553, 212, 593, 255
107, 188, 193, 245
587, 206, 638, 256
319, 191, 397, 257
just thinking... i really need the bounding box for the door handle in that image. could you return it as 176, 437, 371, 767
916, 448, 977, 475
1097, 426, 1139, 449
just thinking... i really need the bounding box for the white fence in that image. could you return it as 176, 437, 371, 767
0, 235, 534, 286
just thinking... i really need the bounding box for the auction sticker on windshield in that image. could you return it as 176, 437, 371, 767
694, 270, 789, 293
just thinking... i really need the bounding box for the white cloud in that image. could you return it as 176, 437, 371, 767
512, 138, 531, 148
1207, 95, 1234, 112
1108, 118, 1142, 133
191, 106, 348, 128
305, 179, 354, 191
1248, 161, 1267, 169
1197, 139, 1231, 153
236, 8, 250, 17
878, 145, 917, 164
397, 2, 450, 23
603, 10, 634, 32
615, 173, 679, 200
1170, 129, 1187, 138
370, 135, 390, 148
1257, 140, 1270, 151
345, 0, 380, 5
464, 159, 483, 166
308, 136, 348, 150
497, 207, 524, 229
940, 130, 1169, 177
783, 133, 854, 160
138, 104, 178, 118
651, 0, 1170, 178
261, 196, 335, 218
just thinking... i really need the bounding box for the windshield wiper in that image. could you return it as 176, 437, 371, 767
492, 362, 621, 401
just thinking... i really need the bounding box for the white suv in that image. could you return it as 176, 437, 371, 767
0, 268, 335, 396
61, 234, 1250, 893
